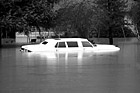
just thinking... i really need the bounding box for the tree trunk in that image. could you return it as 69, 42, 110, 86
36, 25, 42, 42
109, 26, 113, 45
0, 36, 1, 48
108, 0, 113, 45
0, 28, 2, 48
27, 35, 30, 43
109, 37, 113, 45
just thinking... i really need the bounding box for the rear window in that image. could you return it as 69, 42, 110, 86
82, 41, 93, 47
55, 42, 66, 48
67, 42, 78, 47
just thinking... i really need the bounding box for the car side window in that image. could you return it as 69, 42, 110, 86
55, 42, 66, 48
82, 41, 93, 47
42, 41, 48, 45
67, 41, 78, 47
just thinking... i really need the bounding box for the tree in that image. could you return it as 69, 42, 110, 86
13, 0, 60, 41
95, 0, 128, 44
128, 1, 140, 38
0, 0, 14, 47
55, 0, 98, 38
0, 0, 60, 47
55, 0, 128, 42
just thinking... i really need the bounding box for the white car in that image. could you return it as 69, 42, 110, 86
20, 38, 120, 52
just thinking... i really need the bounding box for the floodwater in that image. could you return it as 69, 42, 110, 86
0, 38, 140, 93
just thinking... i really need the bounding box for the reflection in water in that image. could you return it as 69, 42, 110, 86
24, 51, 91, 74
1, 38, 140, 93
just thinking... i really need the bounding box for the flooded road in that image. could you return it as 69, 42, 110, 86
0, 38, 140, 93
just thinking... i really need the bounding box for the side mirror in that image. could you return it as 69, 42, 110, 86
93, 44, 97, 47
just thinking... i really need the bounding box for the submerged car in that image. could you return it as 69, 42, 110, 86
20, 38, 120, 52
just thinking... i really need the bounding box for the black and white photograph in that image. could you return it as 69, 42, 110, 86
0, 0, 140, 93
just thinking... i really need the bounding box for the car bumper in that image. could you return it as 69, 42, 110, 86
20, 48, 32, 52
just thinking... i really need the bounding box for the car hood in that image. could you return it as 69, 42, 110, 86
21, 44, 40, 51
22, 44, 39, 48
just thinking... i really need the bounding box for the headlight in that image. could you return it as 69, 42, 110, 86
20, 48, 25, 51
20, 48, 32, 52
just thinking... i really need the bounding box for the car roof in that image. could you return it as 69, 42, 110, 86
44, 38, 88, 42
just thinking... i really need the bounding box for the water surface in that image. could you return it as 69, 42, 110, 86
0, 38, 140, 93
